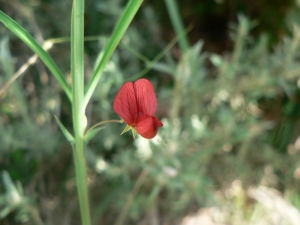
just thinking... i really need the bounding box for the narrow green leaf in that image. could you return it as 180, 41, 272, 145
164, 0, 190, 53
84, 127, 105, 144
84, 0, 143, 107
54, 115, 74, 143
0, 11, 72, 101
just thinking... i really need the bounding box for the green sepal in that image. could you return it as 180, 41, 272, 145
132, 129, 137, 139
120, 125, 138, 139
120, 124, 132, 135
54, 115, 74, 143
84, 127, 105, 144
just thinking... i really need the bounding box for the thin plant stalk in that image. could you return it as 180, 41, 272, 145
71, 0, 91, 224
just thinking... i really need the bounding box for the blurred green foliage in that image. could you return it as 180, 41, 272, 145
1, 0, 300, 224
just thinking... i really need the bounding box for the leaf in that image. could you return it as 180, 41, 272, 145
0, 11, 72, 100
84, 0, 144, 107
84, 127, 105, 144
54, 115, 74, 143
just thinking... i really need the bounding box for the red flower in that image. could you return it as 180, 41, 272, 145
114, 78, 163, 139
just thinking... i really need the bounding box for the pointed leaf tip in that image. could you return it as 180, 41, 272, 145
84, 127, 105, 144
54, 115, 74, 143
120, 124, 132, 135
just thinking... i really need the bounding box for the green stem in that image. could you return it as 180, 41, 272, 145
164, 0, 189, 54
73, 142, 90, 225
71, 0, 91, 224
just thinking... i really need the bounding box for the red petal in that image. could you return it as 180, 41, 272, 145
154, 117, 163, 127
134, 79, 157, 116
134, 115, 163, 139
113, 82, 138, 125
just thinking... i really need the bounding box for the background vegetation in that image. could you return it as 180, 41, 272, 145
1, 0, 300, 224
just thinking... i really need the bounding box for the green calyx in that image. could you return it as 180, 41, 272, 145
120, 124, 137, 139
